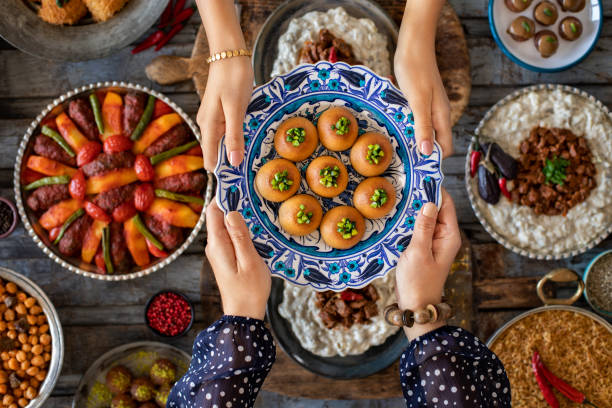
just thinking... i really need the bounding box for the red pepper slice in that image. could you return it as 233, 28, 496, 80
470, 150, 481, 178
328, 46, 338, 63
158, 7, 195, 29
146, 238, 169, 258
498, 177, 511, 200
159, 0, 174, 26
132, 30, 165, 54
173, 0, 186, 16
532, 351, 560, 408
340, 290, 363, 302
155, 24, 185, 51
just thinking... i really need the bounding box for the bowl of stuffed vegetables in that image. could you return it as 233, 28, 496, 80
14, 82, 212, 280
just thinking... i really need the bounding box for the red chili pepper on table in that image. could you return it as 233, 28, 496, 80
328, 46, 338, 63
132, 30, 165, 54
532, 351, 560, 408
155, 24, 185, 51
534, 350, 600, 408
340, 290, 364, 302
498, 177, 511, 200
158, 7, 195, 29
173, 0, 186, 16
470, 150, 481, 178
159, 0, 174, 26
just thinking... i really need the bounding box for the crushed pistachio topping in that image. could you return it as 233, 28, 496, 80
319, 166, 340, 188
370, 188, 388, 208
271, 170, 293, 192
366, 144, 385, 164
543, 7, 553, 17
337, 218, 358, 240
546, 35, 556, 43
331, 116, 350, 135
570, 22, 577, 33
286, 127, 306, 146
521, 20, 531, 32
296, 204, 313, 224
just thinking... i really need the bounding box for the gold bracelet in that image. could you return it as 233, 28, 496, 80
383, 302, 453, 328
206, 48, 252, 63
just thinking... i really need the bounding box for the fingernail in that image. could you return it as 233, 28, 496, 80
229, 150, 243, 166
225, 211, 242, 228
420, 140, 433, 156
422, 202, 438, 218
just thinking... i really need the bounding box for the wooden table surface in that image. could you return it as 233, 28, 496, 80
0, 0, 610, 406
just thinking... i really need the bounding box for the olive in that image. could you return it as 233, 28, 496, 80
559, 17, 583, 41
557, 0, 585, 12
482, 143, 518, 180
478, 164, 500, 205
505, 0, 533, 12
507, 16, 536, 41
534, 30, 559, 58
533, 1, 559, 26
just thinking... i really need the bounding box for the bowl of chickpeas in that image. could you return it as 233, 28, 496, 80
0, 266, 63, 408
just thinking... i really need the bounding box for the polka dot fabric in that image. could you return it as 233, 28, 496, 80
400, 326, 511, 407
168, 315, 276, 408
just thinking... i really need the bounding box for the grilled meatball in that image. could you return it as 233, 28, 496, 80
143, 214, 183, 250
33, 134, 76, 166
110, 222, 132, 273
143, 125, 189, 157
123, 92, 146, 138
26, 184, 70, 212
93, 183, 136, 212
58, 215, 91, 256
153, 172, 205, 194
82, 151, 135, 177
68, 98, 98, 140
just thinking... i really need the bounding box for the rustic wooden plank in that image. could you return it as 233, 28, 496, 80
474, 277, 550, 309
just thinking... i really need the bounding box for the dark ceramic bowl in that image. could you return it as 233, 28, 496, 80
0, 197, 18, 239
145, 290, 195, 338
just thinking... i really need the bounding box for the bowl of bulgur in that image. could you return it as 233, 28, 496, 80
0, 266, 63, 408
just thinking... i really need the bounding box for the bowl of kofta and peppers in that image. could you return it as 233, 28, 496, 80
14, 82, 211, 280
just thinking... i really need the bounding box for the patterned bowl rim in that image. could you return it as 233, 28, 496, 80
465, 83, 612, 260
14, 81, 213, 281
214, 61, 443, 291
0, 266, 64, 408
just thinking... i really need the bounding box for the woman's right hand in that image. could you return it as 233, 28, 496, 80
205, 201, 270, 320
197, 54, 254, 171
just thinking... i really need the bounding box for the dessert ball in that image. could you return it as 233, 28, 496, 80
111, 394, 137, 408
317, 106, 358, 151
534, 30, 559, 58
507, 16, 536, 41
320, 206, 365, 250
533, 1, 558, 26
130, 377, 155, 402
306, 156, 348, 198
279, 194, 323, 236
557, 0, 585, 12
559, 17, 582, 41
155, 385, 171, 408
353, 177, 396, 219
274, 117, 319, 162
349, 132, 393, 177
255, 158, 301, 202
106, 365, 133, 394
150, 359, 177, 386
505, 0, 533, 12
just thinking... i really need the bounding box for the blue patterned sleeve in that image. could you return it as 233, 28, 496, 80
400, 326, 511, 408
168, 315, 276, 408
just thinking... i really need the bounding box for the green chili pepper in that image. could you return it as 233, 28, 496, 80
102, 226, 114, 275
370, 188, 388, 208
89, 93, 104, 134
130, 94, 156, 141
331, 117, 350, 135
270, 170, 293, 192
336, 217, 357, 240
319, 166, 340, 188
150, 140, 199, 165
286, 127, 306, 146
132, 214, 164, 250
366, 144, 385, 164
53, 208, 84, 245
41, 125, 75, 158
296, 204, 313, 225
154, 189, 205, 205
24, 175, 71, 191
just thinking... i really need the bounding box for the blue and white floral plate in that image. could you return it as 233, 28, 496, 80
214, 62, 443, 291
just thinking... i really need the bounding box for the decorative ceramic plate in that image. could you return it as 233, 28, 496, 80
489, 0, 603, 72
73, 341, 190, 408
215, 61, 443, 291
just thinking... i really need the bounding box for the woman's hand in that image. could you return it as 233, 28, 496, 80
395, 189, 461, 339
198, 57, 253, 170
205, 201, 270, 320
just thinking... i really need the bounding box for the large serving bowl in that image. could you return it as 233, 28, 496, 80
0, 266, 64, 408
14, 82, 213, 281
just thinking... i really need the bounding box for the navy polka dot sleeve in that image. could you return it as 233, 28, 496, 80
168, 315, 276, 408
400, 326, 511, 408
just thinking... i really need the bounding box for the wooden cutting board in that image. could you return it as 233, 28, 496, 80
146, 0, 471, 126
200, 230, 473, 399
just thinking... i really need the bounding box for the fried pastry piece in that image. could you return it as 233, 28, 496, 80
38, 0, 88, 25
83, 0, 129, 22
